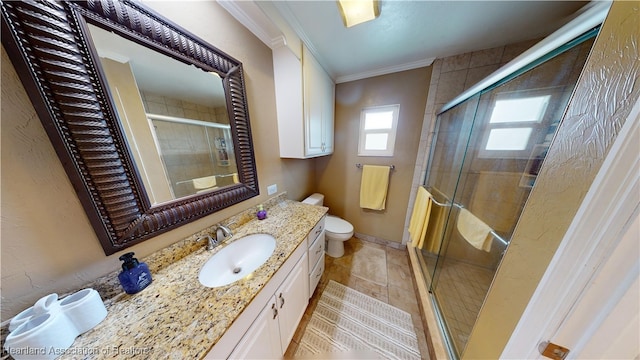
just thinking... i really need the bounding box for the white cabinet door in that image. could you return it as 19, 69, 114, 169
276, 252, 309, 351
303, 46, 325, 157
273, 45, 304, 159
228, 296, 282, 360
320, 68, 335, 155
274, 43, 334, 159
228, 253, 309, 359
303, 45, 334, 157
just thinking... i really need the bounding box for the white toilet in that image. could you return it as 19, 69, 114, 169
302, 193, 354, 258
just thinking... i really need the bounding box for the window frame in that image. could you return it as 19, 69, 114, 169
478, 90, 555, 159
357, 104, 400, 157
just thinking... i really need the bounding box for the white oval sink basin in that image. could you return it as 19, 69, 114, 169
198, 233, 276, 288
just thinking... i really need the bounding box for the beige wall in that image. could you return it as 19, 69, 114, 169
0, 1, 314, 321
316, 67, 431, 244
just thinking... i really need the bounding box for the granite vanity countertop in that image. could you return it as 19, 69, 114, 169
58, 199, 327, 360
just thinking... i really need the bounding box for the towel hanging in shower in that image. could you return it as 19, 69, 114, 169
359, 165, 390, 210
423, 199, 447, 253
457, 208, 493, 252
409, 187, 432, 248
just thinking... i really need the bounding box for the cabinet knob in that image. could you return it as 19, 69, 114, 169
272, 303, 278, 319
279, 292, 285, 308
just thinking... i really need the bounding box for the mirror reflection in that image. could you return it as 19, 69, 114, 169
87, 24, 239, 204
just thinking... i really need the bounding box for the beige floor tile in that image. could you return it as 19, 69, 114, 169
415, 328, 430, 359
353, 277, 389, 303
387, 262, 414, 291
351, 244, 387, 285
284, 340, 298, 359
386, 247, 410, 267
388, 285, 422, 322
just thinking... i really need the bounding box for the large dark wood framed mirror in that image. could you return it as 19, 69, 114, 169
1, 0, 259, 255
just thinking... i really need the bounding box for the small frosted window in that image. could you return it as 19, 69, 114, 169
364, 134, 388, 150
364, 111, 394, 130
485, 128, 533, 150
490, 96, 550, 124
358, 104, 399, 157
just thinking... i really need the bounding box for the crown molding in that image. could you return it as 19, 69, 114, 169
216, 0, 285, 49
335, 57, 436, 84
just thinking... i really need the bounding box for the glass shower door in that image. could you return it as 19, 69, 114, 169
419, 95, 480, 281
422, 34, 596, 358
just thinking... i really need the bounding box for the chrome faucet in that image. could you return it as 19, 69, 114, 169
216, 224, 233, 242
196, 224, 233, 251
196, 234, 219, 251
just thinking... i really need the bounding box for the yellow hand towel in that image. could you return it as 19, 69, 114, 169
359, 165, 390, 210
409, 187, 432, 248
457, 208, 493, 252
423, 199, 447, 253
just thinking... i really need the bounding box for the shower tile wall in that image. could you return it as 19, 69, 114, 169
403, 38, 541, 245
140, 92, 233, 197
140, 91, 229, 124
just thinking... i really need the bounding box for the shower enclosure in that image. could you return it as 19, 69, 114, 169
149, 114, 238, 199
416, 29, 599, 358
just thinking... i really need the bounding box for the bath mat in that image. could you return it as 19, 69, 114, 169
351, 245, 388, 286
295, 280, 421, 359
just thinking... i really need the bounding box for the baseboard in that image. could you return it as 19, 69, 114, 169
354, 232, 406, 250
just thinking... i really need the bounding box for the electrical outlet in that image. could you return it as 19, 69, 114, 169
267, 184, 277, 195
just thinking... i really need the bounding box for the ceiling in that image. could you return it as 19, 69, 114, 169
253, 1, 589, 83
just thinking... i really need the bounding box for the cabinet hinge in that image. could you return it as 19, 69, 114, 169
539, 341, 570, 360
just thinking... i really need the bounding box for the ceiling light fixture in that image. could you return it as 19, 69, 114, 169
337, 0, 380, 28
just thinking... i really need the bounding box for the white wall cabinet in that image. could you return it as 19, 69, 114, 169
228, 252, 308, 359
274, 44, 334, 159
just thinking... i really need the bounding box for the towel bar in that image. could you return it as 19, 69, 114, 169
355, 163, 395, 171
422, 189, 510, 247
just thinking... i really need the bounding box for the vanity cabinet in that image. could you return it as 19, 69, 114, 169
205, 215, 329, 359
229, 251, 308, 359
274, 44, 335, 159
205, 238, 309, 359
308, 216, 325, 298
227, 299, 281, 359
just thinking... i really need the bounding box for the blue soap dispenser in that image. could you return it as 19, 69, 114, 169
118, 252, 152, 294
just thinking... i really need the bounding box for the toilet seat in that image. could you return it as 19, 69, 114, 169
325, 215, 353, 235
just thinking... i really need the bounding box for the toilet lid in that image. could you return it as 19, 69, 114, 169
326, 216, 353, 234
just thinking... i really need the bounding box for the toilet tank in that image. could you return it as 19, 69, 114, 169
302, 193, 324, 206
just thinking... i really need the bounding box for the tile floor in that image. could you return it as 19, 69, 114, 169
431, 258, 493, 354
284, 237, 431, 359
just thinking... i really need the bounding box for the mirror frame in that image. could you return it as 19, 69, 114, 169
1, 0, 259, 255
